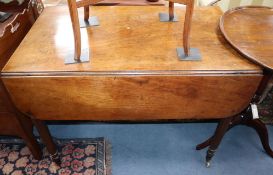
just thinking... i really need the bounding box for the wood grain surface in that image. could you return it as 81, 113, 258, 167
1, 6, 263, 121
0, 5, 35, 70
0, 79, 42, 159
220, 6, 273, 71
2, 6, 261, 74
2, 75, 262, 120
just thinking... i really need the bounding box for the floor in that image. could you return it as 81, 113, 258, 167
44, 122, 273, 175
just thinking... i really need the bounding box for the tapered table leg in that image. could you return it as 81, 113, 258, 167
196, 116, 241, 150
17, 115, 42, 160
204, 117, 233, 167
196, 135, 213, 150
0, 80, 42, 160
197, 111, 273, 167
243, 119, 273, 157
32, 119, 61, 165
84, 6, 89, 21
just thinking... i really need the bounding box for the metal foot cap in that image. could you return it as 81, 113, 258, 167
177, 48, 202, 61
80, 16, 100, 27
159, 13, 178, 22
206, 161, 211, 168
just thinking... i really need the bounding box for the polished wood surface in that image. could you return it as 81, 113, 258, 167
70, 0, 194, 61
3, 75, 262, 120
220, 6, 273, 71
0, 0, 29, 12
1, 6, 267, 163
2, 6, 263, 121
0, 4, 35, 69
2, 6, 261, 73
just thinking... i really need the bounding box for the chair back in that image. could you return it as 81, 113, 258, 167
67, 0, 102, 61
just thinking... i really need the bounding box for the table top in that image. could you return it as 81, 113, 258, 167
220, 6, 273, 71
2, 6, 261, 76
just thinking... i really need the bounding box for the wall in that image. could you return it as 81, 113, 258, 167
198, 0, 273, 11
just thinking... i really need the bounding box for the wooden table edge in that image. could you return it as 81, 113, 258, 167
219, 5, 273, 71
1, 70, 263, 77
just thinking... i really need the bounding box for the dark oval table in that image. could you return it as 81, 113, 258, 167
197, 6, 273, 167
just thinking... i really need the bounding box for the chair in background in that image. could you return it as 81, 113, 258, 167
159, 0, 201, 60
66, 0, 102, 64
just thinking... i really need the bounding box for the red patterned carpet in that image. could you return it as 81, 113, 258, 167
0, 138, 110, 175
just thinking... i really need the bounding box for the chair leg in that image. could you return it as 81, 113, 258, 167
84, 5, 89, 21
67, 0, 82, 61
32, 119, 61, 165
169, 2, 174, 21
183, 0, 194, 56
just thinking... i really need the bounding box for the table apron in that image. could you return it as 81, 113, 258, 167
2, 74, 262, 120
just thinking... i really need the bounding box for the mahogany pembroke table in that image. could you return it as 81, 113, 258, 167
1, 5, 272, 166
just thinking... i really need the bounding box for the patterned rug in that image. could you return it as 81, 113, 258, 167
0, 137, 111, 175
